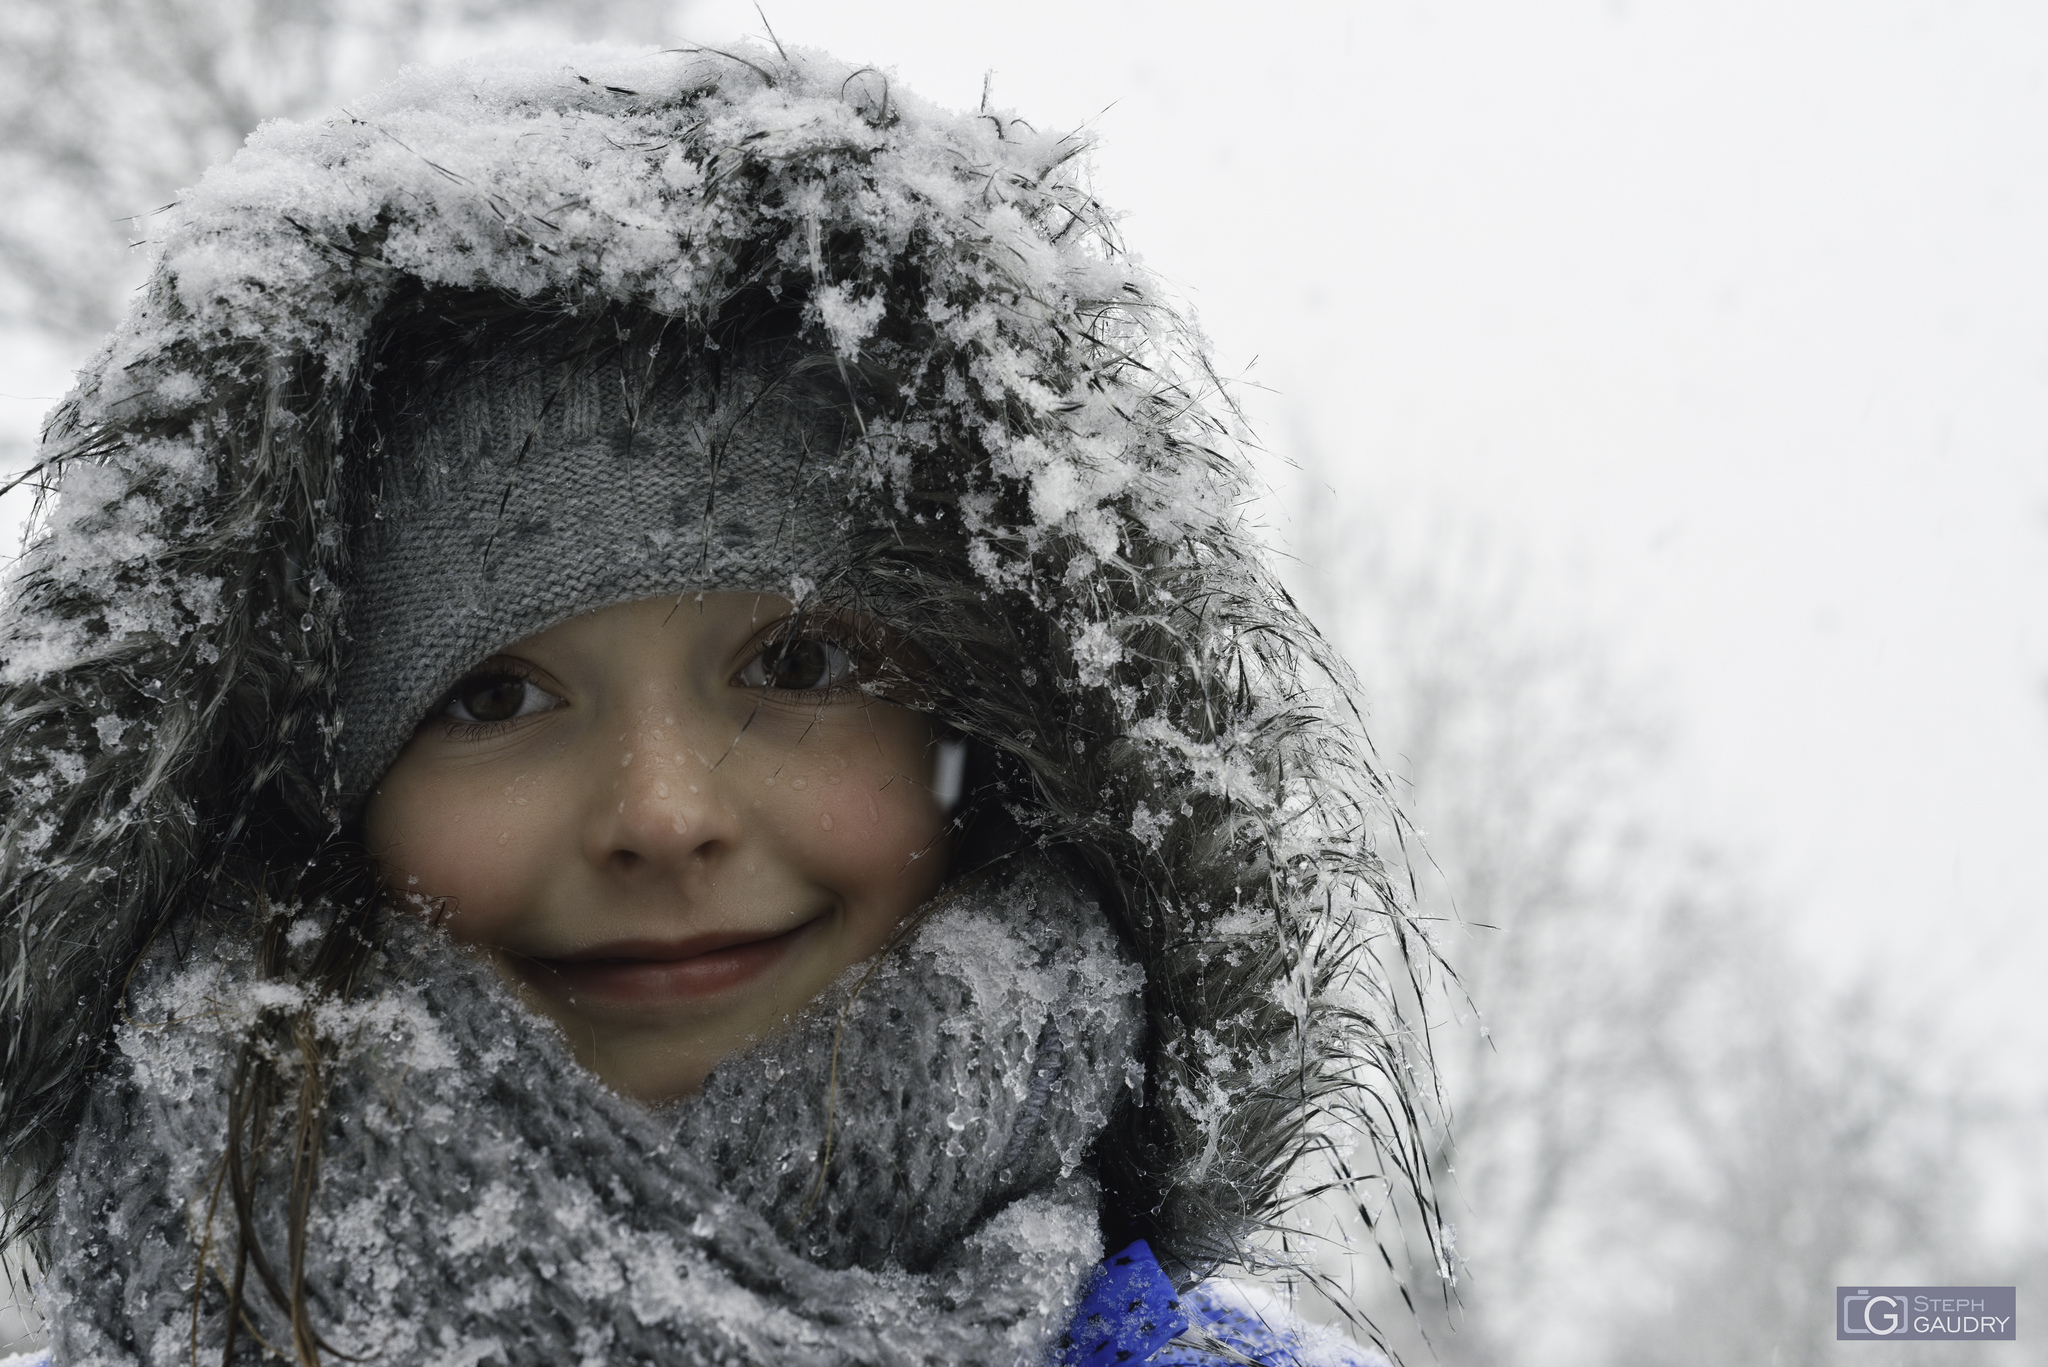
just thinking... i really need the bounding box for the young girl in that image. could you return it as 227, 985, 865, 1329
0, 43, 1441, 1367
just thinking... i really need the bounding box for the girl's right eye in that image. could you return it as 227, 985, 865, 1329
441, 673, 560, 726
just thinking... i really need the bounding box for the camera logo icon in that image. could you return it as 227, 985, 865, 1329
1842, 1290, 1906, 1336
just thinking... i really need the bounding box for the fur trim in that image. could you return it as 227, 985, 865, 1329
0, 42, 1444, 1287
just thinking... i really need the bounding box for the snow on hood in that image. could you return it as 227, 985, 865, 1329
0, 42, 1444, 1289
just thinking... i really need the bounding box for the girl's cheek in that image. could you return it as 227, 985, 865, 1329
369, 773, 548, 944
786, 765, 947, 895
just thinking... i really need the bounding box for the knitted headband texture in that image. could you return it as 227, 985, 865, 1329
336, 349, 855, 801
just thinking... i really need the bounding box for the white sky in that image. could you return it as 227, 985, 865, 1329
4, 0, 2043, 1070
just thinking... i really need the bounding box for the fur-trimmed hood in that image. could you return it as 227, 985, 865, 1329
0, 41, 1440, 1289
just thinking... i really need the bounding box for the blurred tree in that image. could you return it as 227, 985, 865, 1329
1300, 519, 1734, 1366
0, 0, 682, 343
1277, 494, 2041, 1367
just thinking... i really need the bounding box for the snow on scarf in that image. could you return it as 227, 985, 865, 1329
43, 859, 1144, 1366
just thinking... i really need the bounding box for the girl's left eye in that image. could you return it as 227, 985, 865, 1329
442, 674, 560, 725
735, 637, 858, 694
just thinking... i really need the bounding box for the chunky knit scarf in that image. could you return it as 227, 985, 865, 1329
42, 859, 1145, 1367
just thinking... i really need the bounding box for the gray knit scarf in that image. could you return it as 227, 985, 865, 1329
42, 858, 1144, 1366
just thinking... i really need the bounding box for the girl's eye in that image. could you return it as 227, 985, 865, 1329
736, 637, 857, 694
442, 674, 559, 725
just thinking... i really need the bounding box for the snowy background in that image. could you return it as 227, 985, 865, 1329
3, 2, 2044, 1364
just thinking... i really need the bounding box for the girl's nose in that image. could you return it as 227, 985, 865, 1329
582, 712, 744, 881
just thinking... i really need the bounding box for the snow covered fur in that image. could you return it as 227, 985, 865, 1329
0, 41, 1440, 1357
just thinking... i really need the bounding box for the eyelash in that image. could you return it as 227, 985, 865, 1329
436, 662, 561, 739
429, 626, 875, 743
733, 628, 866, 700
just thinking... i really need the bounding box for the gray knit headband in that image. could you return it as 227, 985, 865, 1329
335, 350, 861, 804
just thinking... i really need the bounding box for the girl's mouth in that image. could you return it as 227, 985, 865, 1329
528, 922, 817, 1008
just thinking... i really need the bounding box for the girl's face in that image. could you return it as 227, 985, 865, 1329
361, 592, 951, 1103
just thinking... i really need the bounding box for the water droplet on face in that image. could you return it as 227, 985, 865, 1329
672, 814, 689, 834
819, 812, 834, 831
621, 752, 633, 767
655, 781, 670, 798
791, 777, 806, 790
497, 832, 509, 845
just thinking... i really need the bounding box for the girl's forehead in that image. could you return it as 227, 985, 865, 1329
508, 592, 798, 658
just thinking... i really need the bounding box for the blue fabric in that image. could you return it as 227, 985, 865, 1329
1055, 1245, 1387, 1367
1150, 1283, 1384, 1366
1054, 1241, 1189, 1366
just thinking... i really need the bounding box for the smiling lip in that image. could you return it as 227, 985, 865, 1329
532, 924, 813, 1007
